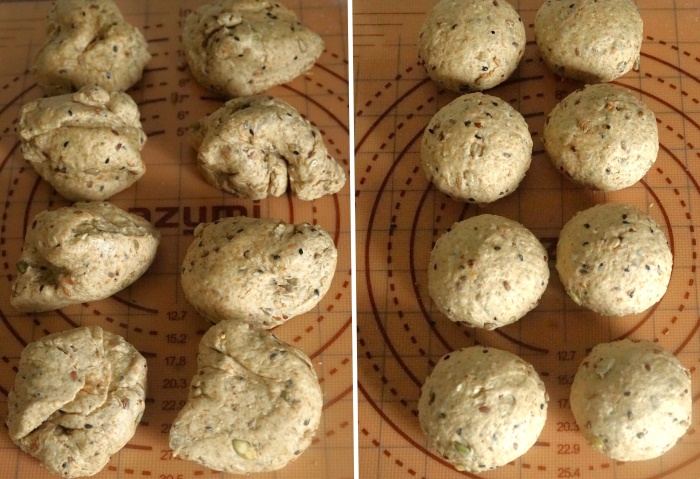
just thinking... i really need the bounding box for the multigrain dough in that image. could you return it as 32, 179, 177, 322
169, 320, 323, 473
181, 216, 337, 328
190, 95, 346, 200
418, 346, 548, 472
543, 84, 658, 191
418, 0, 525, 92
182, 0, 324, 97
18, 86, 147, 201
556, 203, 672, 316
33, 0, 151, 95
11, 201, 160, 312
534, 0, 643, 83
7, 326, 147, 478
429, 215, 548, 329
570, 339, 691, 461
421, 93, 532, 204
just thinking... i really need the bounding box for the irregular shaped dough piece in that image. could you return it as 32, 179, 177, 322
418, 346, 548, 472
556, 203, 672, 316
570, 339, 691, 461
169, 319, 323, 473
33, 0, 151, 95
182, 0, 324, 97
534, 0, 642, 83
428, 214, 549, 329
421, 93, 532, 204
6, 326, 147, 478
419, 0, 526, 92
181, 216, 337, 328
18, 86, 147, 201
11, 201, 160, 312
544, 84, 658, 191
190, 95, 346, 200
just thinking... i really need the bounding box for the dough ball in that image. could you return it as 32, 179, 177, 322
543, 84, 658, 191
18, 86, 147, 201
6, 326, 147, 478
33, 0, 151, 95
428, 214, 549, 329
418, 0, 525, 92
534, 0, 642, 83
418, 346, 548, 472
190, 95, 346, 200
556, 203, 672, 316
421, 93, 532, 203
169, 319, 323, 473
181, 216, 337, 328
182, 0, 324, 97
11, 201, 160, 312
570, 339, 691, 461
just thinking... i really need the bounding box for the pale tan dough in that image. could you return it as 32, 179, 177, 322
418, 346, 548, 472
6, 326, 147, 478
534, 0, 643, 83
419, 0, 526, 92
182, 0, 324, 97
190, 95, 346, 200
169, 319, 323, 473
33, 0, 151, 95
11, 201, 160, 312
556, 203, 672, 316
180, 216, 337, 328
570, 339, 691, 461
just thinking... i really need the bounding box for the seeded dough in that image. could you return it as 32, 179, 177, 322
190, 95, 346, 200
18, 86, 147, 201
534, 0, 643, 83
7, 326, 147, 478
570, 339, 691, 461
421, 93, 532, 204
418, 0, 525, 92
181, 216, 337, 328
428, 214, 548, 329
418, 346, 548, 472
11, 201, 160, 312
169, 319, 322, 473
33, 0, 151, 95
556, 203, 672, 316
543, 84, 658, 191
182, 0, 324, 97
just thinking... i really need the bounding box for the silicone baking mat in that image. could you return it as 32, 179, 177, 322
0, 1, 352, 478
355, 0, 700, 478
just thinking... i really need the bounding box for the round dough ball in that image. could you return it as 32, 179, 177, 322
428, 214, 549, 329
418, 346, 548, 472
181, 216, 337, 328
543, 84, 658, 191
534, 0, 642, 83
6, 326, 147, 478
418, 0, 525, 92
169, 319, 323, 473
556, 203, 672, 316
182, 0, 324, 97
570, 339, 691, 461
421, 93, 533, 203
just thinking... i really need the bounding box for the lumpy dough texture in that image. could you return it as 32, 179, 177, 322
421, 93, 532, 204
418, 346, 548, 472
428, 214, 549, 329
570, 339, 691, 461
556, 203, 672, 316
169, 320, 323, 473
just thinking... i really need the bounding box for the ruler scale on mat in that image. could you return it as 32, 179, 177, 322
355, 1, 700, 478
0, 1, 353, 478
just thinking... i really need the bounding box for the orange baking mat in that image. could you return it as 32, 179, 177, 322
354, 0, 700, 478
0, 1, 352, 478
